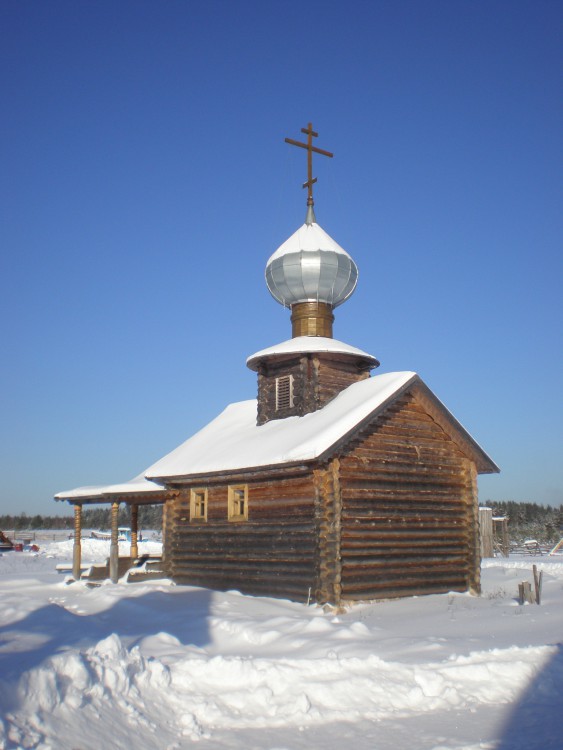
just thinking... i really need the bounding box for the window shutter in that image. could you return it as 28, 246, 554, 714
276, 375, 293, 410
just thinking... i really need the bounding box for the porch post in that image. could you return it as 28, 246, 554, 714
109, 500, 120, 583
72, 503, 82, 580
130, 503, 139, 561
161, 500, 167, 563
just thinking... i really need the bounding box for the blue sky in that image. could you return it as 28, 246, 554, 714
1, 0, 561, 516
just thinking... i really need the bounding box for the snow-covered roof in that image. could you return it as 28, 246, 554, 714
146, 372, 421, 481
56, 370, 498, 500
55, 472, 165, 502
246, 336, 379, 370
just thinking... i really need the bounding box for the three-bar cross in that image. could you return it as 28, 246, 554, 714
285, 123, 333, 206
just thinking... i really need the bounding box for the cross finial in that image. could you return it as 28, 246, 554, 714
285, 123, 333, 211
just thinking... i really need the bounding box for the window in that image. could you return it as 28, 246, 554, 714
275, 374, 294, 410
228, 485, 248, 522
190, 488, 208, 521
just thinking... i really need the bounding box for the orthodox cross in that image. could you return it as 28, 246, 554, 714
285, 123, 333, 206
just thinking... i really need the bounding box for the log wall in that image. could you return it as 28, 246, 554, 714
165, 471, 318, 602
257, 354, 370, 424
338, 392, 479, 601
316, 360, 370, 407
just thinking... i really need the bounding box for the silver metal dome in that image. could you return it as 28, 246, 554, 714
265, 222, 358, 309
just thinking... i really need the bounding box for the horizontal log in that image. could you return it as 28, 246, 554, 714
341, 544, 467, 557
222, 511, 314, 523
340, 447, 466, 468
342, 526, 468, 544
342, 508, 470, 522
341, 529, 469, 543
342, 572, 467, 594
342, 550, 469, 579
340, 455, 469, 473
342, 504, 466, 517
339, 462, 467, 479
342, 495, 467, 510
342, 521, 468, 534
205, 487, 315, 501
170, 550, 315, 563
170, 561, 314, 576
352, 432, 463, 454
341, 536, 466, 549
165, 465, 312, 487
342, 582, 467, 601
170, 568, 314, 587
228, 495, 314, 507
339, 477, 468, 493
168, 524, 316, 535
171, 575, 312, 602
169, 529, 316, 541
374, 421, 452, 440
340, 462, 467, 480
169, 542, 315, 557
342, 487, 467, 500
340, 518, 465, 530
342, 571, 470, 586
341, 550, 468, 565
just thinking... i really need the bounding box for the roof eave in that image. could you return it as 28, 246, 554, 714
147, 461, 313, 486
54, 488, 171, 504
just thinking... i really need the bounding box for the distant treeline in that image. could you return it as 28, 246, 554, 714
486, 500, 563, 543
1, 501, 562, 542
0, 505, 163, 532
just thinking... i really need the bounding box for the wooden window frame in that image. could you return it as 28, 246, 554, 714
275, 374, 294, 411
190, 488, 208, 522
228, 484, 248, 522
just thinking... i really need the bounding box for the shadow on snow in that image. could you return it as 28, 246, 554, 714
0, 585, 213, 715
496, 642, 563, 750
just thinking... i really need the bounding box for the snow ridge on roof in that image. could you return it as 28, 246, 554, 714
146, 371, 417, 480
247, 336, 378, 369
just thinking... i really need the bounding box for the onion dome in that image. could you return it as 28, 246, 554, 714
265, 212, 358, 309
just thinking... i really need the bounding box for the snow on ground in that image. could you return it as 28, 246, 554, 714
0, 542, 561, 750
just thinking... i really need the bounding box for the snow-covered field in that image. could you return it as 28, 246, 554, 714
0, 540, 561, 750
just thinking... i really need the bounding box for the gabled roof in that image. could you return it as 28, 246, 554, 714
146, 371, 499, 482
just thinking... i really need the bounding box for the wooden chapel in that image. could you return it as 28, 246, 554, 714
56, 123, 498, 603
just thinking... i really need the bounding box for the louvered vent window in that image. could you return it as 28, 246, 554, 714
275, 375, 294, 410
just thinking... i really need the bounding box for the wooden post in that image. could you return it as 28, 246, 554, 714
130, 504, 139, 561
72, 503, 82, 580
532, 565, 543, 605
161, 500, 167, 564
518, 581, 533, 604
109, 501, 120, 583
466, 462, 481, 595
479, 508, 494, 558
500, 518, 510, 557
